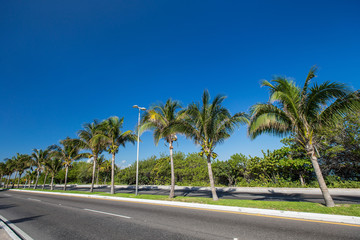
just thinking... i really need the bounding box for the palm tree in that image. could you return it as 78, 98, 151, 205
101, 158, 112, 185
15, 154, 31, 188
248, 66, 360, 207
25, 170, 37, 188
44, 156, 63, 190
182, 90, 248, 200
0, 162, 5, 187
140, 99, 186, 198
100, 117, 137, 194
52, 137, 88, 191
41, 159, 50, 190
96, 155, 106, 185
78, 120, 106, 192
10, 155, 20, 188
31, 148, 52, 189
4, 157, 16, 188
24, 170, 32, 188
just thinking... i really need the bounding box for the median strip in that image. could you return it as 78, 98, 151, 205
83, 208, 131, 219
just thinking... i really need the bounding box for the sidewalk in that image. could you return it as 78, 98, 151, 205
0, 218, 19, 240
0, 227, 12, 240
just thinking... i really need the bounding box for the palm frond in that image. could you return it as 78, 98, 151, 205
301, 65, 318, 98
318, 90, 360, 127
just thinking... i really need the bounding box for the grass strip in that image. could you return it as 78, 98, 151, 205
10, 188, 360, 217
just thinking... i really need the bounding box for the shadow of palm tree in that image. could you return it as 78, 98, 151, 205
0, 204, 17, 210
8, 215, 44, 224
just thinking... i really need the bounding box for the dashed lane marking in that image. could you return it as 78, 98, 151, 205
27, 198, 41, 202
83, 208, 131, 219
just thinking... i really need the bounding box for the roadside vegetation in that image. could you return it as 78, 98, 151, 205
1, 66, 360, 207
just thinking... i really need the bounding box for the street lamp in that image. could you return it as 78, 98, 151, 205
133, 105, 146, 196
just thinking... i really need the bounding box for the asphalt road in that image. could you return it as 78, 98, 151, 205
31, 185, 360, 204
0, 190, 359, 240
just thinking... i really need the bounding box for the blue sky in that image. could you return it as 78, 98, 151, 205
1, 1, 359, 167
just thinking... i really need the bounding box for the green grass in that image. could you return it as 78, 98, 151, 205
11, 188, 360, 217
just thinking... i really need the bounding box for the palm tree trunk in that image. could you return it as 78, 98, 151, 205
64, 166, 69, 191
17, 172, 22, 188
299, 173, 305, 186
110, 153, 115, 194
206, 155, 218, 201
90, 154, 97, 193
12, 172, 18, 188
307, 144, 335, 207
42, 172, 48, 190
96, 166, 99, 185
34, 170, 40, 189
169, 141, 175, 199
6, 175, 11, 188
28, 176, 32, 188
50, 174, 54, 190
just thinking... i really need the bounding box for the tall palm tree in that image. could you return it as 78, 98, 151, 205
96, 155, 106, 185
25, 170, 37, 188
248, 66, 360, 207
24, 170, 32, 188
4, 158, 15, 188
0, 162, 5, 187
101, 158, 112, 185
182, 90, 248, 201
78, 120, 106, 192
52, 137, 88, 191
41, 159, 50, 190
140, 99, 186, 198
31, 148, 52, 189
15, 154, 31, 188
100, 117, 137, 194
10, 155, 20, 188
44, 156, 63, 190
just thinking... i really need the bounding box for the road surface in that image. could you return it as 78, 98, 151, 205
0, 190, 359, 239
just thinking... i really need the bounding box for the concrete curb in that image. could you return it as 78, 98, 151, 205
10, 189, 360, 226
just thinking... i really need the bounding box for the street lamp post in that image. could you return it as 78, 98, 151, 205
133, 105, 146, 196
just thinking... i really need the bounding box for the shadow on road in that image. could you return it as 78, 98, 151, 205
0, 204, 17, 210
8, 215, 44, 224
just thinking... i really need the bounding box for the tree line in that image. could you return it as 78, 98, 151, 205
1, 66, 360, 207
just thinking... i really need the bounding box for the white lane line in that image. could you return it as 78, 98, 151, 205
4, 194, 11, 196
83, 208, 131, 219
27, 198, 41, 202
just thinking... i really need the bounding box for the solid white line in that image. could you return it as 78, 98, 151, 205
83, 209, 131, 219
4, 194, 11, 196
0, 214, 33, 240
26, 198, 41, 202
